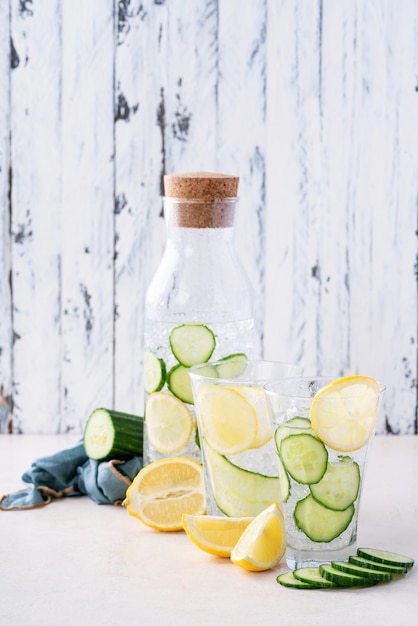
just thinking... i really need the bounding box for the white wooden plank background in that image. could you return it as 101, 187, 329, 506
0, 0, 416, 435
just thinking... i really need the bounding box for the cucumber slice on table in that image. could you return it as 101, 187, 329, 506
144, 348, 166, 394
169, 324, 216, 367
203, 442, 280, 517
276, 571, 320, 589
319, 564, 373, 588
310, 456, 360, 511
331, 561, 392, 582
294, 495, 354, 542
357, 548, 414, 571
167, 364, 194, 404
293, 567, 336, 588
280, 433, 328, 485
348, 555, 407, 575
83, 408, 143, 461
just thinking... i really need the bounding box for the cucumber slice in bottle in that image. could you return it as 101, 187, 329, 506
348, 555, 407, 575
144, 348, 166, 394
280, 433, 328, 485
83, 408, 143, 461
331, 561, 392, 582
319, 564, 373, 587
216, 353, 248, 378
357, 548, 414, 571
294, 494, 355, 542
310, 456, 360, 511
169, 324, 216, 367
293, 567, 337, 588
167, 364, 194, 404
203, 442, 280, 517
276, 571, 320, 589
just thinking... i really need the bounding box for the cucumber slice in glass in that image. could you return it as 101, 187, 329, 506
294, 494, 354, 542
144, 348, 166, 394
280, 433, 328, 485
167, 364, 194, 404
203, 442, 280, 517
169, 324, 216, 367
310, 456, 360, 511
356, 548, 414, 571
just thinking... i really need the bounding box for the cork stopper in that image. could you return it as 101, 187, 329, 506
163, 172, 239, 228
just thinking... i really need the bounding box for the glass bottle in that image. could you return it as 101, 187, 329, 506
143, 172, 257, 465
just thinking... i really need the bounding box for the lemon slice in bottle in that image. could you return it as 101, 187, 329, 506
310, 375, 381, 452
145, 392, 193, 454
196, 385, 257, 455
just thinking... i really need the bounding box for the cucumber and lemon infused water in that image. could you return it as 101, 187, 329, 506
189, 360, 302, 517
143, 172, 258, 466
265, 376, 386, 569
143, 320, 255, 464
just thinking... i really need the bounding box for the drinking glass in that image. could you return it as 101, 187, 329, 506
189, 360, 303, 517
265, 376, 386, 569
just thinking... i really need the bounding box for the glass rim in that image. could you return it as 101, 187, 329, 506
189, 359, 303, 384
264, 376, 386, 399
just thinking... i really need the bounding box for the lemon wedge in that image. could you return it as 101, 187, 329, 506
230, 502, 286, 571
125, 457, 205, 531
310, 375, 381, 452
196, 386, 257, 455
145, 392, 193, 454
182, 514, 253, 557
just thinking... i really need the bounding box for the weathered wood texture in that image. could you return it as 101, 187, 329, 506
0, 0, 416, 434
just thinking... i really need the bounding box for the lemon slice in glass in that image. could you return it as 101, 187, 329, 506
145, 392, 193, 454
182, 514, 253, 557
125, 457, 205, 531
230, 386, 273, 448
197, 386, 257, 455
230, 502, 286, 571
310, 375, 381, 452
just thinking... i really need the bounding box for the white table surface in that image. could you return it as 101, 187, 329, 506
0, 434, 417, 626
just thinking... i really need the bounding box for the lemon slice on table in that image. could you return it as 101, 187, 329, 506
230, 503, 286, 571
182, 514, 253, 557
196, 386, 257, 455
310, 375, 381, 452
231, 386, 273, 448
145, 392, 193, 454
125, 457, 205, 531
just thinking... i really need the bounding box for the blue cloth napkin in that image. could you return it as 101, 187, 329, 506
0, 440, 142, 510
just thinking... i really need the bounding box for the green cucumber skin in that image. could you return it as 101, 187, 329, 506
169, 323, 216, 367
84, 408, 143, 461
203, 442, 280, 517
276, 572, 320, 589
310, 457, 360, 511
294, 495, 354, 543
280, 433, 328, 485
331, 561, 392, 582
349, 555, 407, 574
357, 548, 414, 571
167, 364, 194, 404
293, 567, 336, 588
319, 564, 373, 588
